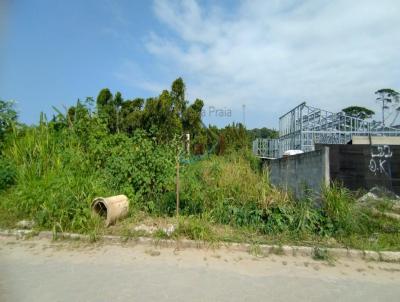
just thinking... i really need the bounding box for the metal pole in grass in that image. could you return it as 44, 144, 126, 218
176, 136, 182, 217
176, 153, 180, 217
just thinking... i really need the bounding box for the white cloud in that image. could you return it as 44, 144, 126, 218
146, 0, 400, 127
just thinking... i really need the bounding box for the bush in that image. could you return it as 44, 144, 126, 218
103, 131, 176, 202
0, 157, 16, 190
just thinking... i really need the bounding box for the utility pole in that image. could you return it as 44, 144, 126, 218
185, 133, 190, 155
382, 99, 386, 129
376, 93, 389, 129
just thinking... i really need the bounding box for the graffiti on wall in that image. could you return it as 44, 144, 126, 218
368, 145, 393, 176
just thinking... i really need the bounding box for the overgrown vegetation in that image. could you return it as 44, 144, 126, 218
1, 80, 400, 251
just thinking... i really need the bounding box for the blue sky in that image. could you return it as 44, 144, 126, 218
1, 0, 400, 128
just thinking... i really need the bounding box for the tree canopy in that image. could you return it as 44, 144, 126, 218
375, 88, 399, 98
374, 88, 400, 107
2, 78, 278, 156
342, 106, 375, 120
88, 78, 205, 146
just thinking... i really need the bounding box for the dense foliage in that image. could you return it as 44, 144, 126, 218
1, 82, 399, 251
0, 108, 178, 231
248, 127, 279, 140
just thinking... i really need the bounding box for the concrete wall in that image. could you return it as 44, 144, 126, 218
320, 144, 400, 195
268, 144, 400, 197
268, 147, 330, 198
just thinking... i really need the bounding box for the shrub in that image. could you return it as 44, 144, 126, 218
0, 157, 16, 190
103, 130, 176, 204
263, 204, 294, 233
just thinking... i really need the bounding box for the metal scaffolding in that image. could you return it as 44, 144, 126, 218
253, 102, 400, 158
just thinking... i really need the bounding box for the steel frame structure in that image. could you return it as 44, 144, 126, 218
253, 102, 400, 158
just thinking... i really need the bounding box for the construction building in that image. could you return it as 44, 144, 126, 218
253, 102, 400, 158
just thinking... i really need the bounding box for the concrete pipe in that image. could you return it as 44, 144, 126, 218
91, 195, 129, 227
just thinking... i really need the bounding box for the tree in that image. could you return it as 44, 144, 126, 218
218, 123, 249, 153
182, 98, 206, 153
171, 77, 187, 117
114, 92, 123, 133
375, 88, 400, 128
182, 99, 203, 132
67, 106, 76, 127
342, 106, 375, 120
96, 89, 124, 133
0, 100, 17, 145
120, 98, 144, 134
248, 127, 279, 140
96, 88, 113, 108
142, 91, 182, 142
91, 78, 223, 151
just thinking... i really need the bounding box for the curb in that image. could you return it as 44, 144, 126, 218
1, 229, 399, 262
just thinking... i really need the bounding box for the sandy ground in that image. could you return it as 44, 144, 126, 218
1, 236, 400, 302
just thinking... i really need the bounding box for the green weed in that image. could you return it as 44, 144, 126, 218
248, 243, 264, 257
174, 216, 217, 242
313, 247, 335, 264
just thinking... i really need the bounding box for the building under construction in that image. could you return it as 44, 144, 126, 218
253, 102, 400, 158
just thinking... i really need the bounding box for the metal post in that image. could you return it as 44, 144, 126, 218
176, 155, 180, 217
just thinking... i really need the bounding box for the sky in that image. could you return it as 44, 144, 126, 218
1, 0, 400, 128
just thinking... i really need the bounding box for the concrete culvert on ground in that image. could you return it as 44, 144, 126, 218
93, 202, 107, 218
91, 195, 129, 227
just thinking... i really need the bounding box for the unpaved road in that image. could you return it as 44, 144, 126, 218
1, 236, 400, 302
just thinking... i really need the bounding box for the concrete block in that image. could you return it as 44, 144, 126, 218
363, 250, 380, 261
292, 246, 313, 257
379, 251, 400, 262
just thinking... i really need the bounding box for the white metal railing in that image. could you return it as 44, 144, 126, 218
254, 102, 400, 158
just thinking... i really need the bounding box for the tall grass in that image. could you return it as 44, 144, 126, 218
321, 182, 354, 234
1, 121, 400, 250
0, 120, 176, 232
6, 124, 63, 181
179, 152, 290, 218
0, 124, 111, 231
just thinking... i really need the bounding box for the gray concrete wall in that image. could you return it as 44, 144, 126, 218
318, 144, 400, 195
269, 147, 330, 198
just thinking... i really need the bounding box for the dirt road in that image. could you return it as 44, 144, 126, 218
1, 236, 400, 302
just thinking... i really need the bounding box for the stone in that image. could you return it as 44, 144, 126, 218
357, 192, 378, 203
379, 251, 400, 262
363, 251, 380, 261
133, 224, 157, 234
162, 224, 175, 236
16, 220, 35, 229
